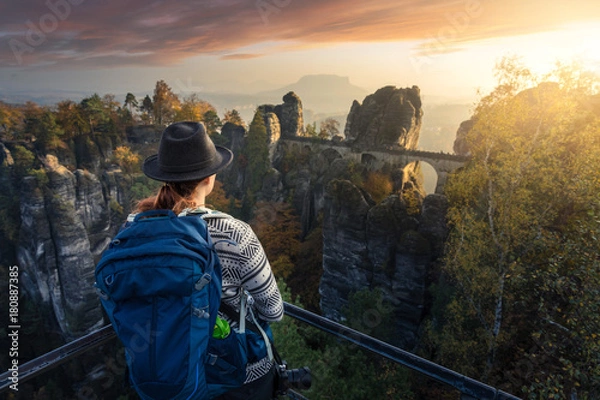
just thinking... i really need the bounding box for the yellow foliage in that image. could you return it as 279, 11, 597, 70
113, 146, 140, 175
362, 171, 393, 203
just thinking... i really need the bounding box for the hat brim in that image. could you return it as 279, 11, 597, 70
142, 146, 233, 182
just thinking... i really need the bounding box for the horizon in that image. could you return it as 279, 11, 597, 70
1, 1, 599, 108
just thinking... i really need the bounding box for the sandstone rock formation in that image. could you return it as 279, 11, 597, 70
257, 92, 305, 139
344, 86, 423, 149
280, 92, 304, 137
452, 118, 475, 156
17, 155, 107, 338
320, 181, 447, 349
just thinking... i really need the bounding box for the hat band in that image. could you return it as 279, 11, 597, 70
159, 154, 219, 173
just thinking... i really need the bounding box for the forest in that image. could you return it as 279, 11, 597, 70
0, 58, 599, 399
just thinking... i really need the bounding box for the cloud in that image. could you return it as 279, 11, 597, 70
0, 0, 598, 68
220, 53, 264, 60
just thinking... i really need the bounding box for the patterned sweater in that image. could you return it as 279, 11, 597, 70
196, 208, 284, 383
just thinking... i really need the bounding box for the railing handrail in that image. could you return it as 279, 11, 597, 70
283, 303, 520, 400
0, 302, 521, 399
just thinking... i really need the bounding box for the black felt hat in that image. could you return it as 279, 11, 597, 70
142, 121, 233, 182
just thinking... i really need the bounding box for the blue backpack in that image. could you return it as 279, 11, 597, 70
95, 209, 250, 400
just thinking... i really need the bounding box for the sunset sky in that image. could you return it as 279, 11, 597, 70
1, 0, 599, 103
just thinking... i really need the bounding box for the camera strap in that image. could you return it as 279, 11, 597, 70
247, 305, 274, 362
219, 291, 276, 363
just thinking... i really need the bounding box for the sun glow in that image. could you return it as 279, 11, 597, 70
509, 22, 600, 77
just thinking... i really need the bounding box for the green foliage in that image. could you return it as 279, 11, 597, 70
23, 104, 65, 152
203, 109, 223, 136
109, 196, 124, 214
343, 288, 396, 342
243, 110, 270, 193
278, 145, 310, 174
287, 223, 323, 312
80, 93, 108, 134
127, 175, 161, 205
28, 167, 48, 187
428, 58, 600, 397
305, 121, 317, 137
140, 95, 154, 123
11, 144, 36, 178
124, 92, 138, 117
273, 283, 414, 399
240, 190, 255, 221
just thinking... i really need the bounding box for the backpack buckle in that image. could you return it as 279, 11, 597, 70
192, 306, 210, 319
95, 285, 109, 300
194, 273, 212, 291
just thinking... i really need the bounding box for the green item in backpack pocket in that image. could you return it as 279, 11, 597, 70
213, 316, 231, 339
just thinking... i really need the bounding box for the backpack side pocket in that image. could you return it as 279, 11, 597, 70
206, 330, 248, 397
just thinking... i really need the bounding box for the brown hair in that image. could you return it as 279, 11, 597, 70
136, 180, 203, 214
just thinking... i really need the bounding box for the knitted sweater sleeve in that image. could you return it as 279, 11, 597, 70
205, 213, 284, 322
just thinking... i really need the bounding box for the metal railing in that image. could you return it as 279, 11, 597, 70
1, 302, 521, 399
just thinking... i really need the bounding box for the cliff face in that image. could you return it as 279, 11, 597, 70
254, 87, 444, 349
17, 155, 111, 338
344, 86, 423, 149
5, 146, 135, 339
6, 85, 443, 347
258, 91, 305, 139
320, 180, 447, 349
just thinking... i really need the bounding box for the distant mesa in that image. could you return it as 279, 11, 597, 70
258, 74, 369, 115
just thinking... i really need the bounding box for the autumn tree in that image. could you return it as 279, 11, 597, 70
251, 202, 301, 280
427, 58, 600, 398
153, 80, 181, 125
55, 100, 86, 140
319, 117, 340, 139
113, 145, 140, 176
223, 109, 244, 126
0, 102, 23, 140
362, 172, 393, 203
174, 93, 215, 122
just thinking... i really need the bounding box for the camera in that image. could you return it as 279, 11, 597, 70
275, 361, 311, 395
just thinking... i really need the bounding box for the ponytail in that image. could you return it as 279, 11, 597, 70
136, 180, 203, 214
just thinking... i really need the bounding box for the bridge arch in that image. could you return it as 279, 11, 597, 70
361, 153, 378, 168
277, 138, 469, 193
322, 148, 343, 164
406, 160, 438, 194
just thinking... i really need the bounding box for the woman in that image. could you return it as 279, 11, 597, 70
136, 121, 284, 399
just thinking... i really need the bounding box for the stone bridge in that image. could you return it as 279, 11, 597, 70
279, 137, 470, 193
